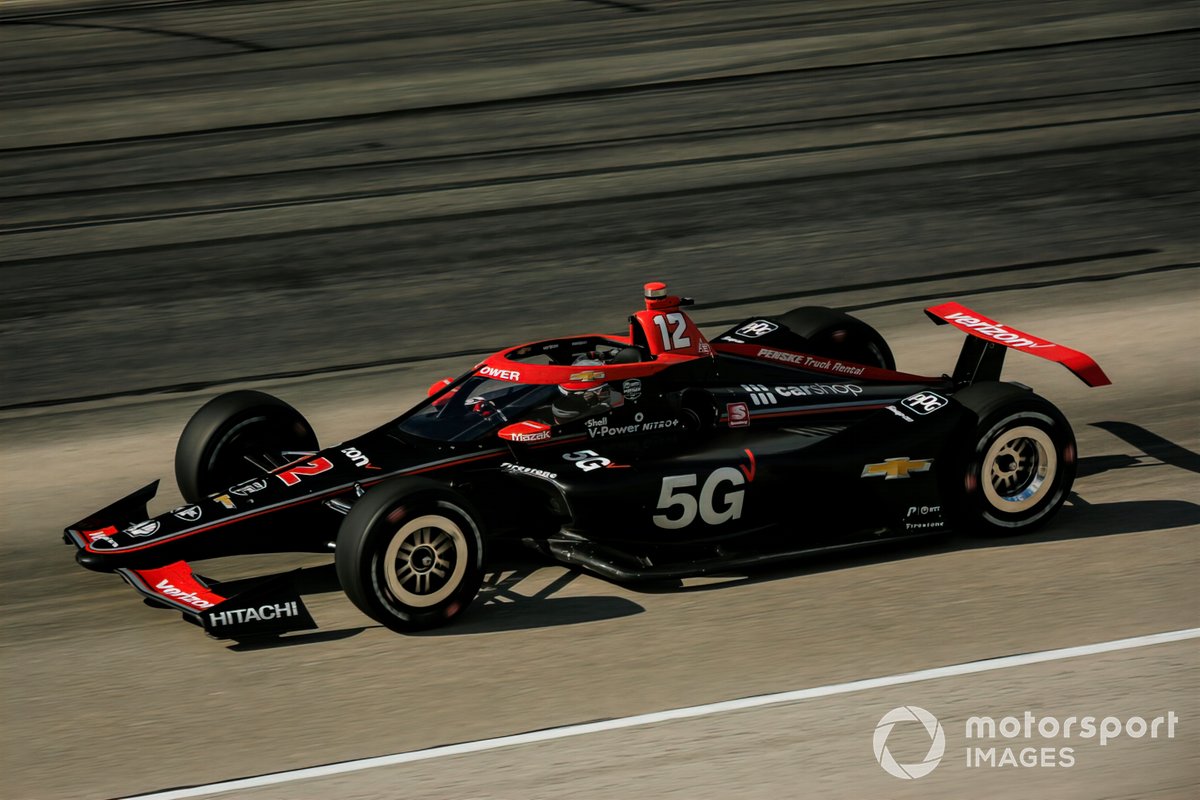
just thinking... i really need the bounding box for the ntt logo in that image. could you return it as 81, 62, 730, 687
873, 706, 946, 779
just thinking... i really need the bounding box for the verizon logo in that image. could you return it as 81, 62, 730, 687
944, 313, 1054, 349
155, 579, 215, 609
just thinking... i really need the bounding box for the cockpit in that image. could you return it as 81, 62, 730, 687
394, 283, 713, 443
394, 337, 641, 443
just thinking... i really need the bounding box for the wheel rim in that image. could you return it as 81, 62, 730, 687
981, 425, 1058, 513
382, 514, 468, 608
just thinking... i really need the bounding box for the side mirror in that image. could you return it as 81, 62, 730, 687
428, 377, 458, 407
497, 420, 552, 444
427, 377, 454, 396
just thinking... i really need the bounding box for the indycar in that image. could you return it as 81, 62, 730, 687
65, 282, 1109, 638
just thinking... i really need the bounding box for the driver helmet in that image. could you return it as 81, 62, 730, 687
552, 381, 612, 423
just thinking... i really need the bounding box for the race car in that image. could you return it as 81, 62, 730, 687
64, 282, 1109, 638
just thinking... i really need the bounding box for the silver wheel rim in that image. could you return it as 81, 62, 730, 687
382, 514, 468, 608
981, 425, 1057, 513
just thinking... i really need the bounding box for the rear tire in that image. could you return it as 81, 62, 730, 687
175, 390, 318, 503
335, 478, 485, 633
777, 306, 895, 370
943, 382, 1076, 535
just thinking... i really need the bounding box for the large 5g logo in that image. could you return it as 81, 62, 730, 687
653, 452, 756, 529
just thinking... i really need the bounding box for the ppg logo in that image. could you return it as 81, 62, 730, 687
901, 391, 949, 416
735, 320, 779, 338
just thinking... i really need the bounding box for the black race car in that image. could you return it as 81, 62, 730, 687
64, 282, 1109, 638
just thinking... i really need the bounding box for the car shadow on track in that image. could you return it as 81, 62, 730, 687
228, 626, 378, 652
218, 551, 642, 647
631, 490, 1200, 595
1085, 421, 1200, 475
415, 566, 645, 636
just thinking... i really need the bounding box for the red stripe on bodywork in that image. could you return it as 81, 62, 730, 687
740, 449, 756, 482
475, 337, 689, 385
748, 404, 889, 419
85, 451, 507, 554
712, 342, 938, 383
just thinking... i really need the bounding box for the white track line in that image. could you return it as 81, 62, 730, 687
122, 627, 1200, 800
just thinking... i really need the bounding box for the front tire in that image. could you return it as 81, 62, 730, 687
335, 478, 485, 632
175, 390, 318, 503
944, 383, 1076, 535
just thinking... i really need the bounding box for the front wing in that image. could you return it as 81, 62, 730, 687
118, 560, 317, 640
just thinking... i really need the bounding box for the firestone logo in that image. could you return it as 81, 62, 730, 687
874, 706, 946, 779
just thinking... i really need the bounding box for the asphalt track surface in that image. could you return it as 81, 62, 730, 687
0, 1, 1197, 798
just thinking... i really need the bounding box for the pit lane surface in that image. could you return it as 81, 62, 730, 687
1, 1, 1198, 798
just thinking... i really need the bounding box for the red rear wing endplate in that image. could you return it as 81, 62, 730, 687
925, 302, 1110, 387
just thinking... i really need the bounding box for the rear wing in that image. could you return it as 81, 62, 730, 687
925, 302, 1110, 387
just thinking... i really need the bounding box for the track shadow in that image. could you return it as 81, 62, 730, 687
632, 492, 1200, 595
1088, 421, 1200, 474
203, 562, 342, 597
206, 550, 641, 643
415, 566, 645, 636
1029, 494, 1200, 541
227, 626, 377, 652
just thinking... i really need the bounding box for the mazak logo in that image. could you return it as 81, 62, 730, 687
736, 320, 779, 338
511, 429, 551, 442
874, 706, 946, 779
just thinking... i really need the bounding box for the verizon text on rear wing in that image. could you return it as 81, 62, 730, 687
925, 302, 1110, 388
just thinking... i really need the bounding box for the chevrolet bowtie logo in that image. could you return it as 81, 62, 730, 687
861, 457, 933, 480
